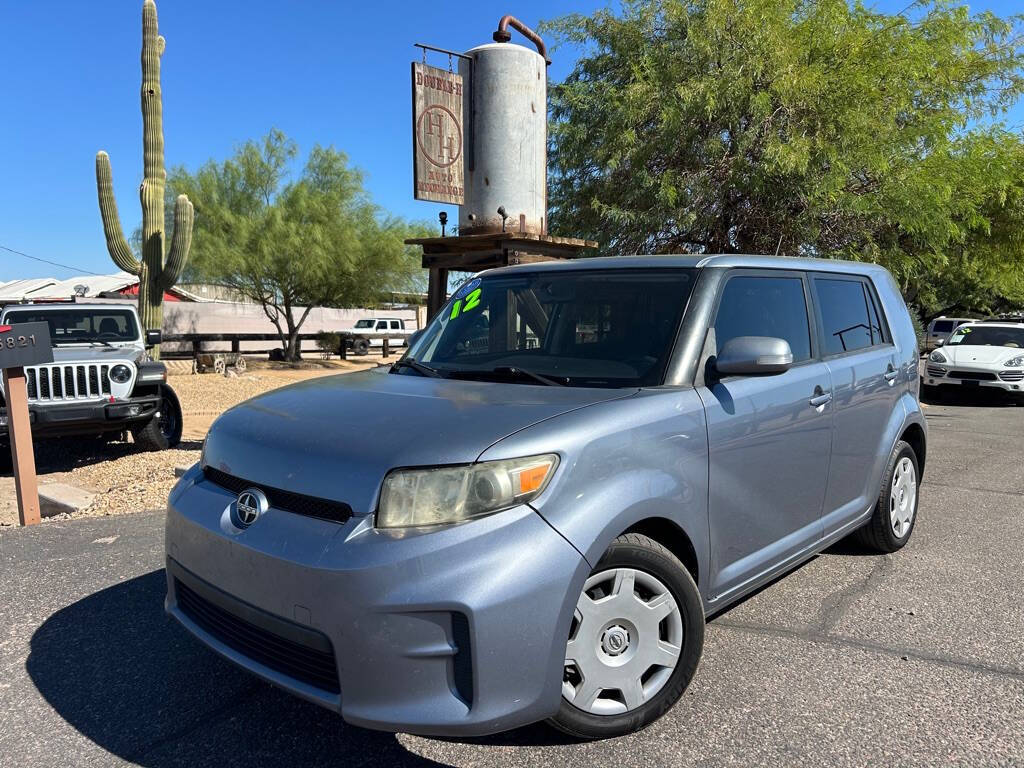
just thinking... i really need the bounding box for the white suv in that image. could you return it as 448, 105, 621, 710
924, 321, 1024, 396
348, 318, 411, 355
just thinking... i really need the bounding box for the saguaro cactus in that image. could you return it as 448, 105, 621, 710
96, 0, 193, 359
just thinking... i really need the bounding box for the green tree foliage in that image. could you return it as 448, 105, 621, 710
544, 0, 1024, 319
169, 130, 430, 360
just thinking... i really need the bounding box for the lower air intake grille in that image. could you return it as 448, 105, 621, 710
202, 466, 353, 523
175, 576, 341, 694
1000, 370, 1024, 382
949, 370, 997, 381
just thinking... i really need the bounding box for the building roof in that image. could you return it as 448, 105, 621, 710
0, 272, 200, 303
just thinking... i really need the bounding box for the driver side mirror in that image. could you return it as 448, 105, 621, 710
934, 338, 944, 347
715, 336, 794, 376
145, 329, 162, 347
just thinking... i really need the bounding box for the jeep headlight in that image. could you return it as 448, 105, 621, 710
376, 454, 559, 529
110, 364, 132, 384
1005, 355, 1024, 368
929, 350, 947, 363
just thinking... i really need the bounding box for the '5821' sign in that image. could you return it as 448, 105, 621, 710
0, 322, 54, 370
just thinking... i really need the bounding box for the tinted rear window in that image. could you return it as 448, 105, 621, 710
815, 279, 874, 355
932, 320, 954, 333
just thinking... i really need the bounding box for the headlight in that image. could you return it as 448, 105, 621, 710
109, 364, 132, 384
929, 350, 947, 363
376, 454, 559, 529
1005, 355, 1024, 368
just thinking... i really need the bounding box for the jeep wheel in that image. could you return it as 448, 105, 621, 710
354, 339, 369, 356
132, 386, 182, 451
548, 534, 704, 740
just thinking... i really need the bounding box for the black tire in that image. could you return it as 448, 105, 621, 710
354, 339, 369, 356
855, 440, 920, 553
547, 533, 704, 740
0, 445, 11, 474
131, 385, 182, 452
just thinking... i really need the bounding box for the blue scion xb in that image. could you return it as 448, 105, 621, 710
166, 255, 925, 740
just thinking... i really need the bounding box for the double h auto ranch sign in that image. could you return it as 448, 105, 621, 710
412, 62, 464, 205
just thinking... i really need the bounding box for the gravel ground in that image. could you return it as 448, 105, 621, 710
0, 358, 378, 527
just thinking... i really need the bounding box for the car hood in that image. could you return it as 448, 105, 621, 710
202, 369, 636, 515
48, 345, 145, 364
942, 345, 1020, 366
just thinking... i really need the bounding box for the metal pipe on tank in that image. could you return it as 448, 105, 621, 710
458, 17, 549, 237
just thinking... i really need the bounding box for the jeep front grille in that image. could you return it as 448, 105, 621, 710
25, 364, 114, 402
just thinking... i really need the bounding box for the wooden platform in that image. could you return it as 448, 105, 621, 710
404, 232, 598, 318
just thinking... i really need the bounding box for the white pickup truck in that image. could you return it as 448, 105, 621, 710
347, 318, 412, 355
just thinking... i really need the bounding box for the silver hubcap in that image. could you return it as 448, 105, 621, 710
562, 568, 683, 715
890, 456, 917, 538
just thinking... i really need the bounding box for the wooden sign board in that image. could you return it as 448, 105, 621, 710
412, 61, 465, 205
1, 321, 52, 526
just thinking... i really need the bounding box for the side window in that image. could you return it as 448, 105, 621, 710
932, 320, 954, 334
375, 321, 387, 331
815, 278, 874, 355
714, 275, 812, 363
390, 320, 401, 330
863, 283, 886, 344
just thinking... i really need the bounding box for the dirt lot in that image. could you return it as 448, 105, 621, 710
0, 358, 379, 527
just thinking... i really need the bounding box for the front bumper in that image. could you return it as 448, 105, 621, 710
164, 465, 589, 736
0, 394, 160, 438
924, 367, 1024, 393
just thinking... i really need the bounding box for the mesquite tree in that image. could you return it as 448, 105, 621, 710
96, 0, 193, 358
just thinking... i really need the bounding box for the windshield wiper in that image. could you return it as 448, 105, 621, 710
391, 358, 445, 378
489, 366, 567, 386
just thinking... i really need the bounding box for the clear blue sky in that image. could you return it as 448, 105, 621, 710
1, 0, 1021, 281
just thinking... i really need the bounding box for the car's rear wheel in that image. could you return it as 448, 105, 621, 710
354, 339, 369, 356
855, 439, 919, 552
548, 533, 704, 740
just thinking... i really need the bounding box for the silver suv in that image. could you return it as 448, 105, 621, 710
0, 303, 182, 464
165, 255, 925, 740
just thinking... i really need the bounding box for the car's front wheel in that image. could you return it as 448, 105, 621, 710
131, 386, 183, 452
548, 533, 704, 740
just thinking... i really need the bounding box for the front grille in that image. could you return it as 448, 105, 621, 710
24, 364, 114, 402
203, 466, 353, 524
926, 365, 946, 378
175, 577, 341, 694
949, 370, 998, 381
1000, 370, 1024, 382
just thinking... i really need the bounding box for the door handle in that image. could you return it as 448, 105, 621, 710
884, 364, 898, 385
809, 391, 833, 408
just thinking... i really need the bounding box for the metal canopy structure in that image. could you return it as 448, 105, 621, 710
404, 232, 597, 319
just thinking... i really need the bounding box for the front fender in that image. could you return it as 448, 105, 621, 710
479, 388, 711, 598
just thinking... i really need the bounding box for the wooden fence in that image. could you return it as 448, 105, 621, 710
161, 332, 401, 362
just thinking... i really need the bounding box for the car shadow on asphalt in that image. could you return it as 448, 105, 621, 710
26, 569, 452, 767
920, 388, 1023, 408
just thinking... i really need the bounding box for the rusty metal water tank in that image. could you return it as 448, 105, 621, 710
458, 32, 547, 236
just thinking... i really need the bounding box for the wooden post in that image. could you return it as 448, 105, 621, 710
427, 267, 449, 320
338, 334, 347, 360
382, 337, 390, 359
3, 366, 40, 526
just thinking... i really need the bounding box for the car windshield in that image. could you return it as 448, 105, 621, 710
353, 319, 375, 328
2, 308, 139, 345
402, 268, 696, 387
946, 325, 1024, 348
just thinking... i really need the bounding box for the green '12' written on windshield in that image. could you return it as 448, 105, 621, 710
450, 288, 482, 320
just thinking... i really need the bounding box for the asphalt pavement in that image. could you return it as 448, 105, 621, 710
1, 393, 1022, 767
